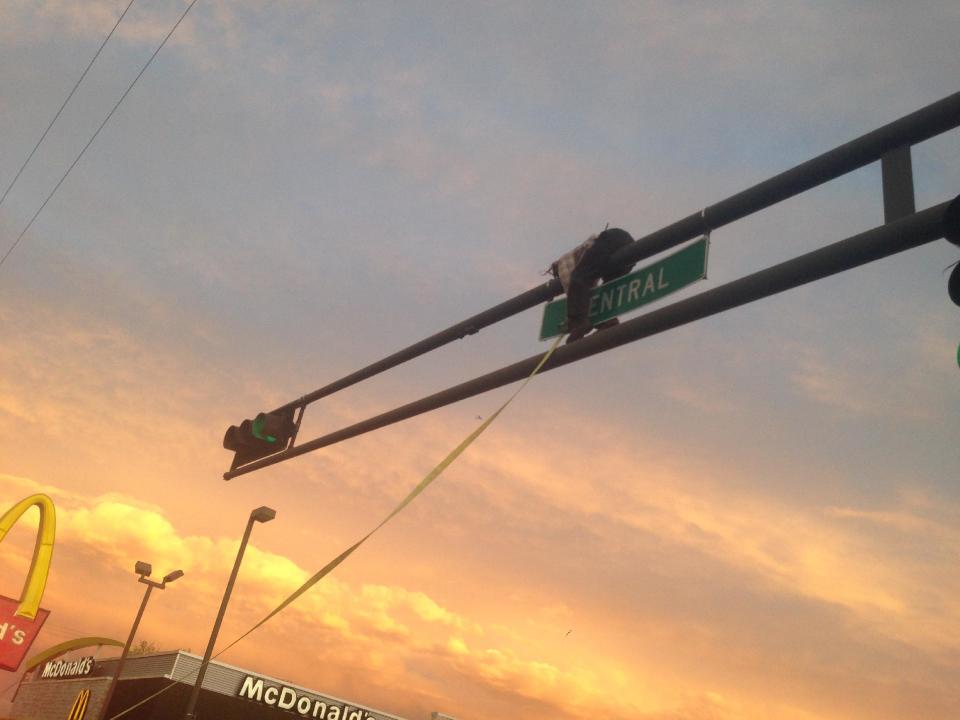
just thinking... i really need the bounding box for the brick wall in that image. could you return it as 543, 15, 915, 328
10, 676, 110, 720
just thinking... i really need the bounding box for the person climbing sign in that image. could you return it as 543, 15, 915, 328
549, 227, 636, 343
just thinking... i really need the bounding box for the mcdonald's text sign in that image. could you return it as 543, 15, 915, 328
0, 594, 50, 671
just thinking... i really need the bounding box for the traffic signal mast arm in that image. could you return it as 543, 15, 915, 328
224, 197, 960, 480
224, 91, 960, 477
258, 90, 960, 423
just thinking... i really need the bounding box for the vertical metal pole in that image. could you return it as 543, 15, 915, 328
98, 583, 153, 720
182, 515, 256, 719
881, 145, 916, 223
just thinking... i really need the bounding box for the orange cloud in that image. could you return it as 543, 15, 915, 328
1, 473, 864, 720
2, 296, 958, 720
464, 420, 960, 653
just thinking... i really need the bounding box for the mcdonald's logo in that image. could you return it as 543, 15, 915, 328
67, 688, 91, 720
0, 494, 55, 671
0, 493, 56, 619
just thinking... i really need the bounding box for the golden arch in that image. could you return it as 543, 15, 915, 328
0, 494, 56, 620
24, 637, 124, 673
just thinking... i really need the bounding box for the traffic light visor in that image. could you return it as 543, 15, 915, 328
252, 412, 292, 443
949, 262, 960, 307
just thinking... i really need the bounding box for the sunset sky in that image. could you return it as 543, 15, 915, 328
1, 2, 959, 719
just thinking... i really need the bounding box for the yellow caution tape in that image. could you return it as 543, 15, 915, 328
105, 336, 563, 720
218, 334, 564, 655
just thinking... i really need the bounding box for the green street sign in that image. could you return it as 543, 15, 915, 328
540, 235, 710, 340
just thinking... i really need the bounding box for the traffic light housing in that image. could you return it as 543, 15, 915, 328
948, 198, 960, 307
949, 262, 960, 307
224, 408, 297, 471
944, 197, 960, 367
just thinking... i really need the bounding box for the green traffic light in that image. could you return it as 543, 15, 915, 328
251, 414, 277, 443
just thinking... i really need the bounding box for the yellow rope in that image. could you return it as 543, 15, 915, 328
105, 335, 564, 719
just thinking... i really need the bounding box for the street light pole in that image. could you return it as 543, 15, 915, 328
98, 563, 183, 720
183, 506, 275, 720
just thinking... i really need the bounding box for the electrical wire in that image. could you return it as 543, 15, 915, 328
0, 0, 200, 273
0, 0, 137, 213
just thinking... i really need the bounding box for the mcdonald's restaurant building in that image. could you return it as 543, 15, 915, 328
10, 650, 457, 720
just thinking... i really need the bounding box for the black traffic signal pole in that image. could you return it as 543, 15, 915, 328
264, 91, 960, 420
224, 196, 960, 480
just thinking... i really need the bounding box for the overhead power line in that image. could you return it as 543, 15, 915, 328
0, 0, 137, 213
0, 0, 200, 273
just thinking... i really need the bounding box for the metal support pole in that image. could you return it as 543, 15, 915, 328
260, 91, 960, 420
882, 145, 916, 223
225, 196, 959, 480
183, 507, 274, 719
268, 282, 557, 414
97, 584, 153, 720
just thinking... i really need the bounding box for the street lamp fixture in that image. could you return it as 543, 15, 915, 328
251, 506, 276, 524
183, 506, 276, 719
163, 569, 185, 584
98, 561, 183, 720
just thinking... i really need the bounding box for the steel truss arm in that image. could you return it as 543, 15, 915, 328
225, 196, 959, 479
267, 91, 960, 418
